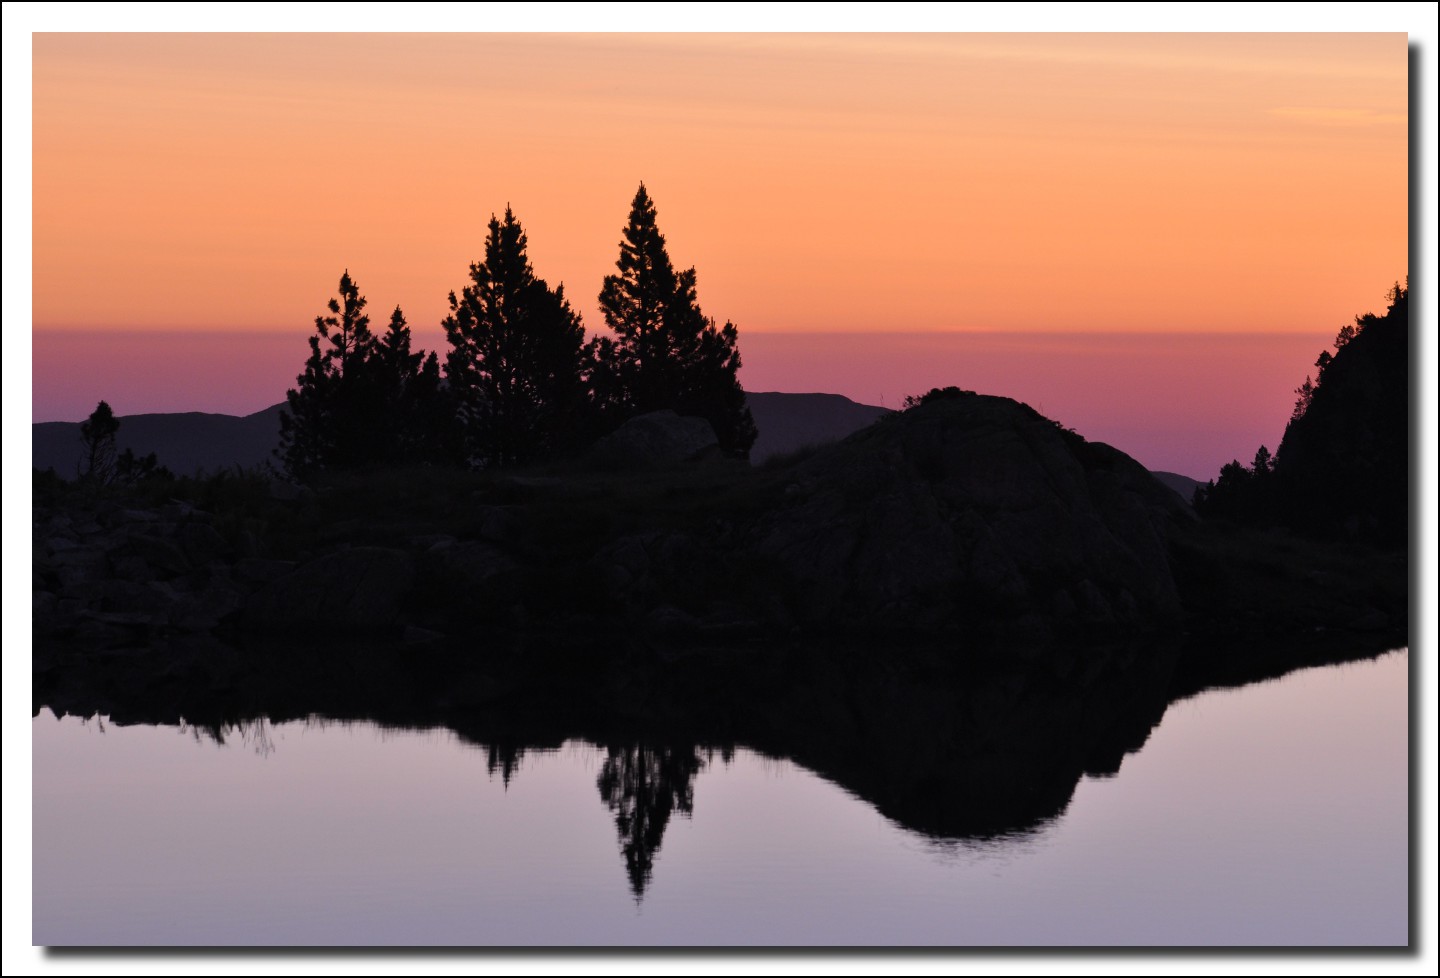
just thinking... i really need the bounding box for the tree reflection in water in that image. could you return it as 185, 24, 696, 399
35, 625, 1402, 901
596, 743, 705, 899
485, 741, 524, 788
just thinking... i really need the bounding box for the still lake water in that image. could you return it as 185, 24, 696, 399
32, 649, 1408, 946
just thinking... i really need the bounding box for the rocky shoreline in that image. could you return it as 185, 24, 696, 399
32, 392, 1408, 841
35, 393, 1405, 661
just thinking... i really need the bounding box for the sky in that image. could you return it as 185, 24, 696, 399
20, 25, 1415, 477
5, 6, 1439, 975
27, 31, 1408, 338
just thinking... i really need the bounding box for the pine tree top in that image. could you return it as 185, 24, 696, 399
315, 269, 373, 378
602, 183, 680, 342
595, 184, 757, 456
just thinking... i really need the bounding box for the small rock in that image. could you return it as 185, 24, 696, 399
121, 532, 191, 576
474, 507, 517, 544
112, 555, 154, 583
234, 558, 296, 584
439, 541, 517, 588
179, 522, 230, 564
645, 605, 701, 635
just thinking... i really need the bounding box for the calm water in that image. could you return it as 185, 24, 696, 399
32, 650, 1408, 946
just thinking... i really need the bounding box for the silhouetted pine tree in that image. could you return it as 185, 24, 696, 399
279, 271, 375, 477
79, 400, 120, 484
1195, 280, 1408, 545
76, 400, 171, 487
599, 184, 757, 458
370, 306, 462, 467
279, 271, 451, 477
443, 207, 594, 467
1274, 280, 1408, 544
1194, 457, 1256, 520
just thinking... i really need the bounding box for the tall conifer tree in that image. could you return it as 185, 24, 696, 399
279, 271, 375, 476
279, 271, 448, 476
443, 207, 593, 467
599, 184, 756, 457
370, 306, 460, 467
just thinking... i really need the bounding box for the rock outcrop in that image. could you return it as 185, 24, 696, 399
752, 391, 1193, 638
588, 411, 719, 468
32, 500, 246, 646
33, 392, 1291, 651
245, 547, 415, 629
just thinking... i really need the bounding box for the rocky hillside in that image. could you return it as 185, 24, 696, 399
35, 391, 1205, 652
1275, 284, 1408, 544
752, 390, 1194, 640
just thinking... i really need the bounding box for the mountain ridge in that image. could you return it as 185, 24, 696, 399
32, 391, 1204, 490
32, 392, 894, 475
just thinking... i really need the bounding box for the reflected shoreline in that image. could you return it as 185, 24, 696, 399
32, 626, 1402, 898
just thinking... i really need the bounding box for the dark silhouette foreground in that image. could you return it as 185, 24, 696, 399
1194, 281, 1408, 545
277, 186, 758, 477
34, 380, 1407, 896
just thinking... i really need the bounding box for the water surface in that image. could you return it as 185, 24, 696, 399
32, 649, 1407, 946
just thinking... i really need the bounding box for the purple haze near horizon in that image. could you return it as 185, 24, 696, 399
31, 328, 1326, 479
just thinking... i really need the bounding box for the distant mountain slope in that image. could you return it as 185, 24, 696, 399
38, 392, 1190, 484
744, 391, 891, 462
1151, 471, 1202, 504
33, 404, 286, 478
33, 394, 892, 475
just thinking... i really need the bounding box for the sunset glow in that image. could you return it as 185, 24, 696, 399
11, 16, 1439, 962
24, 29, 1415, 478
32, 32, 1406, 337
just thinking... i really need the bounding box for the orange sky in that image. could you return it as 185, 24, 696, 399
32, 32, 1408, 337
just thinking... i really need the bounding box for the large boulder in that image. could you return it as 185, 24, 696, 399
589, 411, 719, 468
752, 391, 1191, 638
